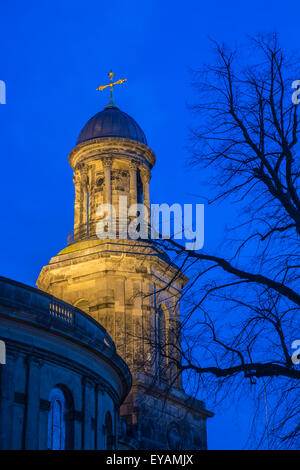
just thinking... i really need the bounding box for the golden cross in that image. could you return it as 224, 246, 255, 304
96, 70, 127, 106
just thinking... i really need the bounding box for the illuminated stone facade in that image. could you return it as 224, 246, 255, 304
37, 106, 213, 449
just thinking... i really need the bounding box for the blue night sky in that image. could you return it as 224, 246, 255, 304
0, 0, 298, 449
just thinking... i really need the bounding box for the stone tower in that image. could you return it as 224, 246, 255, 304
37, 100, 212, 449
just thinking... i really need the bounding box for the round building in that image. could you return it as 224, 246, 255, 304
0, 276, 131, 450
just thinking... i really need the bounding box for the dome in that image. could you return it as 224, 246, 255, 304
77, 105, 147, 146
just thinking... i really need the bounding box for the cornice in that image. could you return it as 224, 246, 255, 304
2, 338, 123, 405
68, 137, 156, 170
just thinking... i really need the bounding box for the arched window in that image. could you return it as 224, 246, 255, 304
104, 411, 114, 450
48, 387, 65, 450
47, 386, 74, 450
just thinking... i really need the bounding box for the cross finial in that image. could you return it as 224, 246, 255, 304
96, 70, 127, 107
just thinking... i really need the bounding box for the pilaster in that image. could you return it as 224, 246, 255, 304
140, 168, 151, 231
24, 355, 42, 449
103, 157, 113, 206
82, 377, 95, 450
0, 351, 16, 450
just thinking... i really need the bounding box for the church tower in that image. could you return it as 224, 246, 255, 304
37, 73, 212, 449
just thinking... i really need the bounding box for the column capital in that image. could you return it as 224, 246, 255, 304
25, 354, 43, 368
5, 349, 18, 362
82, 376, 95, 388
129, 160, 138, 171
140, 167, 151, 183
102, 156, 113, 168
96, 382, 105, 394
73, 167, 88, 189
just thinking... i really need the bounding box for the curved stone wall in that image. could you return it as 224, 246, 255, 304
0, 276, 131, 450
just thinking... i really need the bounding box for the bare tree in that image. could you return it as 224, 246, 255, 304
150, 33, 300, 449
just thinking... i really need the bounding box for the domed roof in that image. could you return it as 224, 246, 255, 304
77, 105, 147, 146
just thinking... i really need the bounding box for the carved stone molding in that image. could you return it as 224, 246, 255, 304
129, 159, 138, 171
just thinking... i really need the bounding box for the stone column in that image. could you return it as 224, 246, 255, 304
81, 168, 88, 236
24, 356, 42, 449
127, 161, 138, 236
96, 385, 104, 449
73, 170, 81, 236
114, 403, 119, 450
129, 161, 137, 207
88, 169, 96, 236
103, 157, 112, 206
0, 351, 16, 450
82, 377, 94, 450
140, 168, 151, 234
73, 166, 88, 241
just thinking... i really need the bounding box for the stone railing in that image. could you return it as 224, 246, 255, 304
0, 276, 115, 352
49, 299, 75, 324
